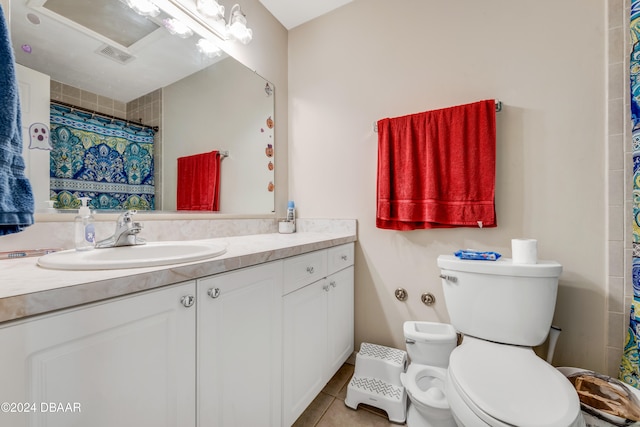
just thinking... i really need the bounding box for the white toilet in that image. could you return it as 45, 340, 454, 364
437, 254, 585, 427
401, 321, 458, 427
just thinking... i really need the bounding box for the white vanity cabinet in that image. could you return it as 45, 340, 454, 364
0, 281, 197, 427
0, 235, 356, 427
282, 243, 354, 427
196, 261, 283, 427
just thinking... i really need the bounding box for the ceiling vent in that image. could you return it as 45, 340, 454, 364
96, 44, 136, 64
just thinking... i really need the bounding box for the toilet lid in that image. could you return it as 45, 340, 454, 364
448, 337, 580, 427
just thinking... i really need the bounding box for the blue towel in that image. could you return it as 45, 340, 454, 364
0, 5, 34, 235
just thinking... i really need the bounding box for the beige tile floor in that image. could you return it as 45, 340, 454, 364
292, 362, 406, 427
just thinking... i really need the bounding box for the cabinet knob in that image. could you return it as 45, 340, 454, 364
207, 288, 221, 299
330, 280, 337, 288
340, 255, 348, 261
180, 295, 195, 308
306, 266, 315, 274
323, 283, 330, 292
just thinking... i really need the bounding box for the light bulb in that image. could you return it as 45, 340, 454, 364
125, 0, 160, 17
196, 0, 225, 20
163, 18, 194, 38
197, 38, 222, 58
226, 5, 252, 44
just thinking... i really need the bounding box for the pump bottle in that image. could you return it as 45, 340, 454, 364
75, 197, 96, 251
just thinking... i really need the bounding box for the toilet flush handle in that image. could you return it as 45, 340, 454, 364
439, 274, 457, 283
405, 338, 416, 344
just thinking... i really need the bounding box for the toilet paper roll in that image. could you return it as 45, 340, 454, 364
512, 238, 537, 264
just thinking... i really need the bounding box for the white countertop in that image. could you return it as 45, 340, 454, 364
0, 231, 356, 324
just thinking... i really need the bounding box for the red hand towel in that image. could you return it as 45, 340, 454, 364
376, 100, 496, 230
177, 151, 221, 211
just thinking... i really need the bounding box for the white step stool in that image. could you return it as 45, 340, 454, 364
345, 342, 408, 423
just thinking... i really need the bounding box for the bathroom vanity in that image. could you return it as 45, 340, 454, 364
0, 226, 356, 427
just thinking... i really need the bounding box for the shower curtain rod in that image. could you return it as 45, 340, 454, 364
373, 100, 502, 133
50, 100, 159, 134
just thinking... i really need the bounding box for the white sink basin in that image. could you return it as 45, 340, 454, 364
37, 241, 227, 270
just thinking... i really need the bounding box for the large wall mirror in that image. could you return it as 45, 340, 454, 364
10, 0, 275, 215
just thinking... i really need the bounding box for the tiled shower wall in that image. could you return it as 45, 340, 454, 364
126, 89, 163, 209
607, 0, 630, 377
50, 81, 127, 117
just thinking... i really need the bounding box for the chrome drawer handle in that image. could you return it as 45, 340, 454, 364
306, 266, 314, 274
439, 274, 457, 283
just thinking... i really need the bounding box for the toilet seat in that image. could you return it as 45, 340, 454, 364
402, 364, 449, 410
448, 336, 582, 427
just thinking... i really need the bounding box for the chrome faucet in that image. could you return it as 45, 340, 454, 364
96, 210, 146, 248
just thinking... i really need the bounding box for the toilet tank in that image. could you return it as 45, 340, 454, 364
437, 255, 562, 347
404, 321, 458, 368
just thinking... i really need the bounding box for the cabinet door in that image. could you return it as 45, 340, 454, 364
0, 281, 197, 427
282, 279, 329, 427
197, 261, 283, 427
327, 266, 355, 377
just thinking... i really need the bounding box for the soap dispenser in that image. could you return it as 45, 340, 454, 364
75, 197, 96, 251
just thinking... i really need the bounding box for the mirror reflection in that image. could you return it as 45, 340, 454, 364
11, 0, 275, 215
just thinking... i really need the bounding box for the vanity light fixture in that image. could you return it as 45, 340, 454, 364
226, 4, 253, 45
124, 0, 160, 17
162, 17, 194, 38
196, 38, 222, 57
196, 0, 225, 21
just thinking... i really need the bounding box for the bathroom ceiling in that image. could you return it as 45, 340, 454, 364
258, 0, 353, 30
10, 0, 352, 102
11, 0, 226, 102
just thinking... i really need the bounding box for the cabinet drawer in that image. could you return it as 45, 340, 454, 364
283, 250, 327, 295
327, 243, 354, 275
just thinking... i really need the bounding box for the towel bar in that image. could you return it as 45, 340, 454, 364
373, 100, 502, 132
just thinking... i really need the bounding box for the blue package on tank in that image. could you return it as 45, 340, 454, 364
454, 250, 502, 261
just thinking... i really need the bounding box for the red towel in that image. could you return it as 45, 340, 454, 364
376, 100, 496, 230
177, 151, 221, 211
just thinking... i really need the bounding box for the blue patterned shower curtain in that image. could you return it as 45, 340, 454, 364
49, 104, 155, 211
620, 0, 640, 388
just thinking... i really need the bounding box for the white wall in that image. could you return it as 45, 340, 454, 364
288, 0, 607, 371
214, 0, 288, 216
1, 0, 8, 23
161, 0, 288, 216
163, 57, 275, 214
